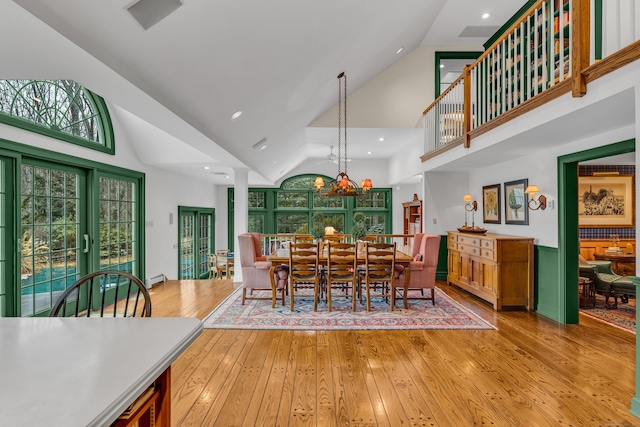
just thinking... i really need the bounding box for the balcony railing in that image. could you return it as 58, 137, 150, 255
422, 0, 640, 159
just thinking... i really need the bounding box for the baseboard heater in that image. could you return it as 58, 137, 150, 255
146, 273, 165, 287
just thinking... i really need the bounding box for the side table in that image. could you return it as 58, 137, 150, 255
578, 277, 596, 308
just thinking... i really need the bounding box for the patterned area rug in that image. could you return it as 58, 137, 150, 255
202, 287, 496, 331
580, 295, 636, 333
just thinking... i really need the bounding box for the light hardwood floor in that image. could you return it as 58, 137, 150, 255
149, 279, 638, 426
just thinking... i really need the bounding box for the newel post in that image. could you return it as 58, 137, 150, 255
463, 65, 471, 148
571, 0, 590, 97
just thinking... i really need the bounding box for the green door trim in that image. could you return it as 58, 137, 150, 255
558, 138, 635, 324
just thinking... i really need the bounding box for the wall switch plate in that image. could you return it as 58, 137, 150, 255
433, 218, 437, 224
146, 220, 153, 227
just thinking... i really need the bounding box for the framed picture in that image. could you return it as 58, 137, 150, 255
578, 174, 634, 227
504, 179, 529, 225
482, 184, 501, 224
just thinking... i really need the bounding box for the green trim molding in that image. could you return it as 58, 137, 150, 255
434, 52, 481, 98
534, 245, 560, 319
557, 139, 634, 325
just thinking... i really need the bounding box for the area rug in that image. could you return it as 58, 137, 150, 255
580, 295, 636, 333
202, 287, 496, 331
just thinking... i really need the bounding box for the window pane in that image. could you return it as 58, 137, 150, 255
356, 191, 386, 209
276, 192, 308, 208
313, 193, 344, 209
248, 192, 265, 208
248, 214, 265, 233
276, 214, 308, 234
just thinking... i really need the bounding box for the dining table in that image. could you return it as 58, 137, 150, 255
267, 247, 414, 309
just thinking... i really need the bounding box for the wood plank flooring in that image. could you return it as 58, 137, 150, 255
148, 279, 638, 426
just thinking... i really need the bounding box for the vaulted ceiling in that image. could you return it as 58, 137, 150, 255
4, 0, 528, 185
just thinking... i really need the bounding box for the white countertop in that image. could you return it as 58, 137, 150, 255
0, 317, 202, 427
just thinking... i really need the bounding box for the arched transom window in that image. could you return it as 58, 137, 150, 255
0, 80, 114, 153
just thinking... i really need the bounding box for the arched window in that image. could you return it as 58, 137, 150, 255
228, 174, 391, 249
0, 80, 114, 154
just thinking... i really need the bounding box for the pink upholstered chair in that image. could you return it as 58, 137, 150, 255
248, 232, 267, 262
396, 233, 441, 307
238, 233, 288, 307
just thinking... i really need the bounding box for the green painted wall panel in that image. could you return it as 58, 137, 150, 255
534, 245, 560, 321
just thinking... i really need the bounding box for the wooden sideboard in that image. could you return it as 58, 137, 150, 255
447, 231, 534, 311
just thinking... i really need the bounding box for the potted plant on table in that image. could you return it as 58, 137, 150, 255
311, 224, 325, 243
351, 212, 367, 247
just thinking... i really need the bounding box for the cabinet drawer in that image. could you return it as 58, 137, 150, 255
479, 239, 495, 250
448, 241, 458, 251
457, 235, 480, 246
458, 244, 480, 256
481, 249, 495, 260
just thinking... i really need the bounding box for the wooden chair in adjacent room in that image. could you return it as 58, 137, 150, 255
288, 241, 321, 312
326, 242, 358, 312
208, 254, 218, 279
214, 249, 234, 279
49, 270, 152, 318
361, 241, 397, 312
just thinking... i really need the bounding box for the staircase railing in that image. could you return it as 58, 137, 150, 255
421, 0, 640, 160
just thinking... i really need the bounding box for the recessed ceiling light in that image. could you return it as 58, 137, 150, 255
231, 110, 243, 120
202, 166, 210, 170
224, 175, 230, 179
440, 64, 445, 68
272, 160, 278, 164
367, 151, 372, 155
379, 137, 385, 142
395, 47, 403, 55
482, 13, 490, 19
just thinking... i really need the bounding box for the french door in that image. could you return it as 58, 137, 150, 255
20, 159, 89, 316
178, 207, 214, 279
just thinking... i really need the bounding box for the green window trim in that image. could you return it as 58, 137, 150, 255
0, 80, 115, 155
0, 137, 144, 317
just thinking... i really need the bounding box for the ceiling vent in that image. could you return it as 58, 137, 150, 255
252, 137, 268, 150
458, 26, 500, 38
126, 0, 183, 30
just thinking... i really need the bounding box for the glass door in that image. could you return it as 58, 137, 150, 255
97, 174, 140, 306
20, 160, 88, 316
178, 207, 213, 279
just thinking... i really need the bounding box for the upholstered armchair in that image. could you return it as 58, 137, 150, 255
396, 233, 441, 307
579, 258, 635, 308
238, 233, 288, 307
247, 232, 268, 262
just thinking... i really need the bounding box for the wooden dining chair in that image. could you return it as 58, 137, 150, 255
49, 270, 152, 318
326, 242, 358, 312
288, 241, 321, 311
215, 249, 233, 279
208, 254, 217, 279
362, 241, 397, 312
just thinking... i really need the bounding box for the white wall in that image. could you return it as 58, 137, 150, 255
0, 113, 216, 282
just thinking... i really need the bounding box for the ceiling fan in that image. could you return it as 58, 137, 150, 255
316, 145, 350, 164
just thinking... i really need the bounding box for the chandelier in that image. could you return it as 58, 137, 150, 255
314, 72, 372, 197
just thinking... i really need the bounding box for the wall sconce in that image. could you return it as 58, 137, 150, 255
463, 194, 478, 226
524, 185, 547, 210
